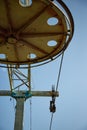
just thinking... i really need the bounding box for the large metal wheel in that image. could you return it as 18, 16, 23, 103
0, 0, 74, 67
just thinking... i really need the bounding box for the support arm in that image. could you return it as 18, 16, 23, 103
0, 90, 59, 97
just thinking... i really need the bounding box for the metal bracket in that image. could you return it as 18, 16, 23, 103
11, 91, 32, 99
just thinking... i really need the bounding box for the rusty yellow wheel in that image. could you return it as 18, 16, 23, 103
0, 0, 74, 67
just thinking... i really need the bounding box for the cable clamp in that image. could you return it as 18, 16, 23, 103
49, 85, 56, 113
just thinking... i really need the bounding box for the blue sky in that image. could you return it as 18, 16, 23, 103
0, 0, 87, 130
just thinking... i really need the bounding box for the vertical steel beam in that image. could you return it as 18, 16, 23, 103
7, 65, 13, 91
14, 98, 25, 130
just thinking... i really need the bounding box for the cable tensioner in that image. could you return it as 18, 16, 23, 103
49, 86, 56, 113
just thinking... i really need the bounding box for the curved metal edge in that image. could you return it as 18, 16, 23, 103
0, 51, 62, 69
56, 0, 74, 41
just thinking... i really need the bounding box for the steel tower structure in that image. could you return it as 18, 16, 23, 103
0, 0, 74, 130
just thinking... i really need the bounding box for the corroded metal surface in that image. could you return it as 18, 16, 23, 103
0, 0, 73, 66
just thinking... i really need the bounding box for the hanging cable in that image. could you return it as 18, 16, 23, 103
10, 97, 16, 114
28, 63, 32, 130
56, 51, 64, 91
30, 98, 32, 130
49, 113, 54, 130
49, 51, 64, 130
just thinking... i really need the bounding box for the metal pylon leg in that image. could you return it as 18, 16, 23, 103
14, 98, 25, 130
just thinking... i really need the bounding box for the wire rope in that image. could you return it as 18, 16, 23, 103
30, 98, 32, 130
49, 51, 64, 130
56, 51, 64, 91
28, 63, 32, 130
49, 113, 54, 130
48, 0, 75, 127
10, 97, 16, 113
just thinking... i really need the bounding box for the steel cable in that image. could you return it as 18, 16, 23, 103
30, 99, 32, 130
49, 0, 74, 128
56, 51, 64, 91
49, 113, 54, 130
49, 51, 64, 130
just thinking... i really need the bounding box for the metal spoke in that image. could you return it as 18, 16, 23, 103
19, 32, 69, 38
16, 5, 49, 35
13, 44, 20, 61
4, 0, 13, 33
0, 26, 7, 35
18, 38, 48, 55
